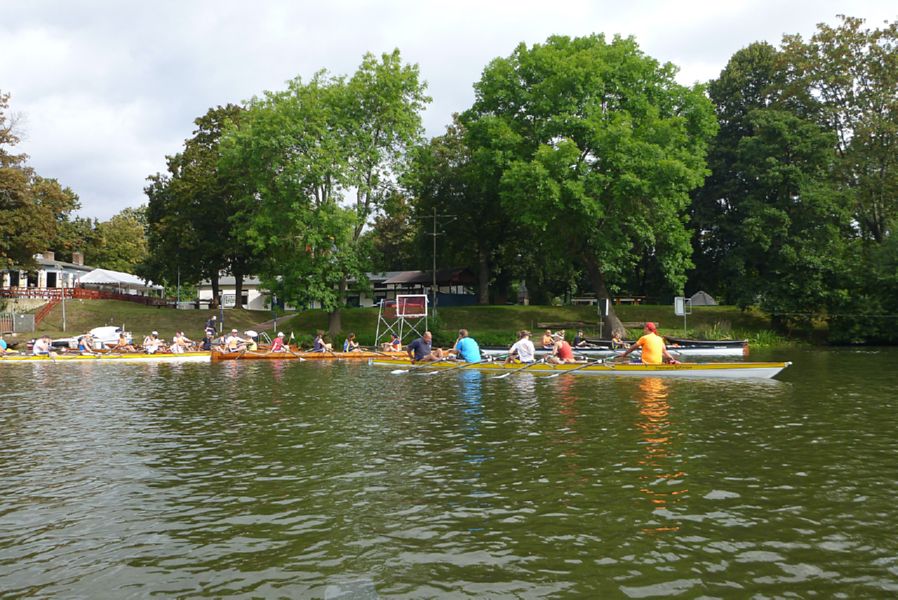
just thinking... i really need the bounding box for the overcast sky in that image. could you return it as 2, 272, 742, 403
2, 0, 895, 219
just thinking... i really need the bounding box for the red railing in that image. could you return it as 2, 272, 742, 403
34, 299, 60, 325
1, 287, 171, 307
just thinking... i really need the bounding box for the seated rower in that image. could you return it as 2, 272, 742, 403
223, 329, 243, 353
506, 330, 536, 364
541, 329, 554, 349
143, 331, 163, 354
32, 335, 53, 356
171, 330, 194, 354
381, 333, 401, 353
243, 331, 258, 352
343, 333, 361, 352
407, 331, 443, 363
77, 333, 96, 355
572, 329, 590, 348
111, 332, 137, 353
448, 328, 481, 363
312, 330, 333, 352
269, 332, 288, 353
618, 322, 680, 365
546, 331, 577, 364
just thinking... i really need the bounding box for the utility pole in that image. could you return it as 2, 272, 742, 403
413, 207, 455, 314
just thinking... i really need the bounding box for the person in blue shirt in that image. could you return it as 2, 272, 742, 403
450, 328, 481, 363
0, 334, 8, 355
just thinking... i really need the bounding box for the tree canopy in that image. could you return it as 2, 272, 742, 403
457, 34, 717, 333
221, 49, 429, 332
0, 90, 80, 270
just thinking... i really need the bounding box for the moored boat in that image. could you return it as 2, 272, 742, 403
368, 357, 790, 379
0, 351, 211, 363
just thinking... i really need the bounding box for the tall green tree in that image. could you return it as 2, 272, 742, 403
0, 90, 80, 269
88, 206, 149, 272
689, 42, 852, 328
461, 35, 717, 333
224, 50, 429, 333
778, 16, 898, 340
782, 16, 898, 244
143, 104, 257, 305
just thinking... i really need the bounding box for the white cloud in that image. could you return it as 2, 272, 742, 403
1, 0, 895, 218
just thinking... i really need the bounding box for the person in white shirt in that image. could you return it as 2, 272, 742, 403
507, 330, 537, 363
143, 331, 162, 354
32, 335, 53, 356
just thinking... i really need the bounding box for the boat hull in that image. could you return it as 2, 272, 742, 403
211, 350, 404, 361
369, 358, 790, 379
0, 351, 211, 363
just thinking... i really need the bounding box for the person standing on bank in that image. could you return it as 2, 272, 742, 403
618, 322, 680, 365
450, 329, 481, 363
407, 331, 443, 363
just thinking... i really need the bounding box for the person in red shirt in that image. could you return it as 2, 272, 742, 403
546, 331, 577, 364
270, 332, 287, 353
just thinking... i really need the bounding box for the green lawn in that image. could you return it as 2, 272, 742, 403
31, 300, 269, 341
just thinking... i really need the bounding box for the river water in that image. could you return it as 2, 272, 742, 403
1, 348, 896, 598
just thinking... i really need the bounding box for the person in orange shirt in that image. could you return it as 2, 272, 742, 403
618, 322, 680, 365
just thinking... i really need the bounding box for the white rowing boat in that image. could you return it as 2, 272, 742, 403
369, 358, 791, 379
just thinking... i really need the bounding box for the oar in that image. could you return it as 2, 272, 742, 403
390, 358, 451, 375
545, 359, 602, 379
491, 358, 545, 379
421, 359, 483, 377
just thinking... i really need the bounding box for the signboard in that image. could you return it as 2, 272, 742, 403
674, 296, 686, 316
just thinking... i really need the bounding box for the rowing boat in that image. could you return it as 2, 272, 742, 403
481, 337, 749, 359
211, 349, 405, 361
0, 351, 211, 363
368, 358, 791, 379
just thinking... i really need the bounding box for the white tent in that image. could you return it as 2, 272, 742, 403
78, 268, 163, 294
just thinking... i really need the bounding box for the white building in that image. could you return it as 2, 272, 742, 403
195, 269, 476, 310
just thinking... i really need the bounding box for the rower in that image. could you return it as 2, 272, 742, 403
270, 332, 288, 353
546, 330, 577, 364
506, 330, 536, 364
618, 322, 680, 365
343, 333, 361, 352
448, 328, 481, 363
407, 331, 443, 363
143, 331, 163, 354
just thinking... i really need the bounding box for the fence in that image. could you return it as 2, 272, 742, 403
0, 312, 35, 333
0, 287, 170, 306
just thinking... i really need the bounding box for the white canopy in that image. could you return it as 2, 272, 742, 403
78, 268, 163, 291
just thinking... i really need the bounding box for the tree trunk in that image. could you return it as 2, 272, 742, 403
477, 247, 490, 305
582, 253, 627, 338
234, 270, 244, 309
328, 310, 342, 338
210, 274, 220, 309
328, 277, 347, 337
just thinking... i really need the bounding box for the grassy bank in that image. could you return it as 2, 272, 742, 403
27, 300, 267, 341
14, 299, 792, 349
281, 303, 789, 348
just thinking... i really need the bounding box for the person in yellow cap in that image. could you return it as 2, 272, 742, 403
618, 322, 680, 365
